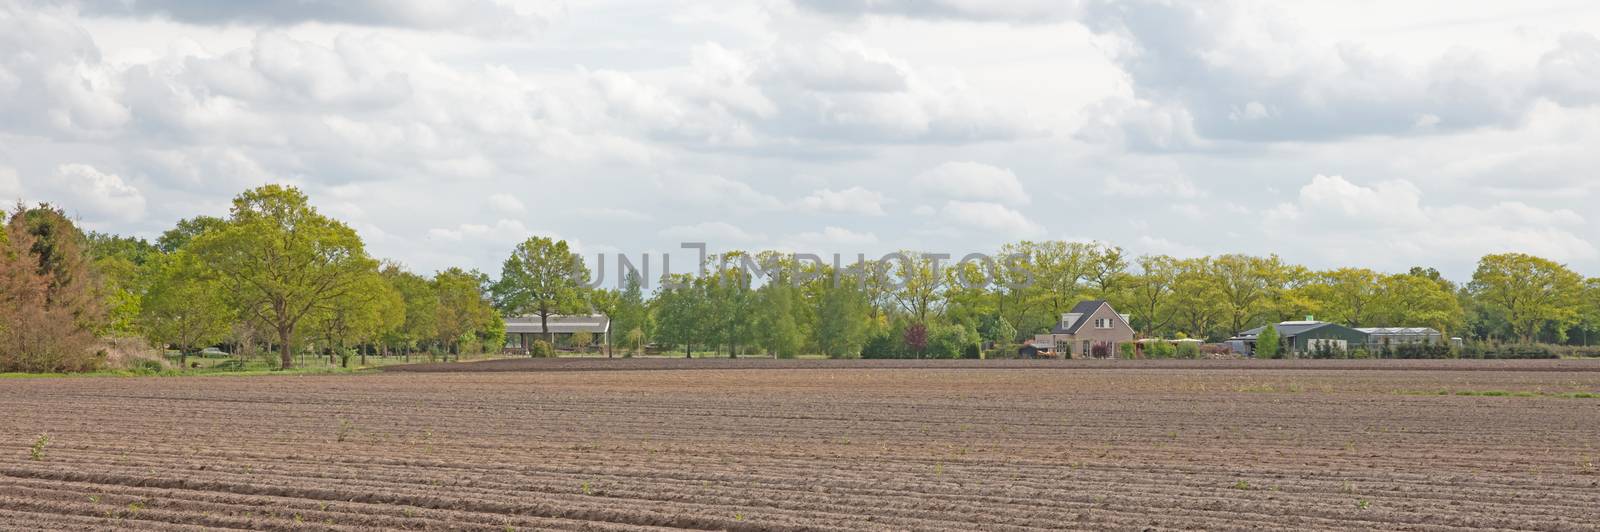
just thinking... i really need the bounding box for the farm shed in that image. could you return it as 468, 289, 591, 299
1230, 321, 1370, 357
504, 314, 610, 353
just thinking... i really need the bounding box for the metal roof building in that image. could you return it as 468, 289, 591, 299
1355, 327, 1444, 346
504, 315, 611, 355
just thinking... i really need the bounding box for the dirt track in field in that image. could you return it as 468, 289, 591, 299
3, 364, 1599, 530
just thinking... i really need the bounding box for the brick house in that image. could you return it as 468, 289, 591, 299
1027, 300, 1136, 358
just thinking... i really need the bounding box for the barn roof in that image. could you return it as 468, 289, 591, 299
505, 315, 610, 334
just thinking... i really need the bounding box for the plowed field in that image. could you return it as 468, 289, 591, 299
4, 360, 1599, 530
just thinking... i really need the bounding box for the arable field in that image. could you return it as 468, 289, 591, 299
3, 360, 1599, 530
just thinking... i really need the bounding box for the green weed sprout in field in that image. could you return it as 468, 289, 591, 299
29, 434, 49, 461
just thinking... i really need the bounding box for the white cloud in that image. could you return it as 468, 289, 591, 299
660, 221, 766, 243
0, 1, 1596, 279
794, 226, 878, 246
1538, 32, 1600, 107
0, 166, 20, 200
655, 173, 783, 211
427, 219, 530, 242
938, 200, 1044, 238
915, 161, 1029, 204
793, 0, 1080, 23
1076, 1, 1581, 147
796, 186, 887, 215
572, 207, 652, 222
39, 164, 147, 224
488, 193, 525, 214
74, 0, 557, 38
1103, 173, 1205, 199
1265, 174, 1596, 266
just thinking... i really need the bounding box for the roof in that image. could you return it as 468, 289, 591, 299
1236, 321, 1374, 340
1355, 327, 1442, 335
1057, 300, 1127, 334
505, 314, 610, 334
1238, 321, 1337, 339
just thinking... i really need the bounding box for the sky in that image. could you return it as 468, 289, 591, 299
2, 0, 1598, 283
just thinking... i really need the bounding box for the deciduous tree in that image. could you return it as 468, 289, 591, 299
190, 185, 379, 369
494, 237, 589, 344
1469, 253, 1584, 343
140, 251, 234, 367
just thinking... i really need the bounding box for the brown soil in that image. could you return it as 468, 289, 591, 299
385, 356, 1600, 373
3, 364, 1599, 530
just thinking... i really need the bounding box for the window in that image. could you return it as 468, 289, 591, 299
1095, 318, 1113, 329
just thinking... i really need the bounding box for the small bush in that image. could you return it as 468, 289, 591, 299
1118, 342, 1135, 359
1146, 341, 1176, 359
528, 340, 555, 358
1175, 342, 1200, 359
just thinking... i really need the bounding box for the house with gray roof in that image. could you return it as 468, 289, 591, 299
1023, 300, 1135, 358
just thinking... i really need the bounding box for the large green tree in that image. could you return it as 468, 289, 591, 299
1312, 268, 1383, 326
190, 185, 379, 369
139, 251, 234, 367
815, 278, 870, 358
434, 267, 499, 358
1469, 253, 1584, 343
653, 273, 708, 357
379, 263, 439, 357
494, 237, 590, 343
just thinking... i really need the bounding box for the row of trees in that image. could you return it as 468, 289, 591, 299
4, 184, 1598, 371
527, 241, 1598, 359
1, 186, 505, 372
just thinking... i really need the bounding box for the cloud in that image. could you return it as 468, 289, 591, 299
915, 161, 1029, 204
1265, 174, 1596, 266
793, 0, 1081, 23
0, 4, 131, 137
651, 38, 1029, 148
1538, 32, 1600, 107
660, 221, 766, 243
427, 218, 530, 242
572, 207, 652, 222
654, 173, 783, 211
1078, 0, 1538, 146
793, 226, 878, 246
796, 186, 887, 215
34, 164, 148, 224
1103, 173, 1204, 199
487, 193, 524, 214
938, 200, 1044, 237
73, 0, 556, 38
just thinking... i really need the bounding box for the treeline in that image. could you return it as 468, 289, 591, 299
632, 244, 1599, 359
0, 186, 502, 372
3, 184, 1598, 371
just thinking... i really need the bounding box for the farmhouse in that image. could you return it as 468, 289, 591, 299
1229, 320, 1370, 357
1022, 300, 1135, 358
503, 314, 610, 354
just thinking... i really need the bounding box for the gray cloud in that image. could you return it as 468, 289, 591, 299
1538, 32, 1600, 107
0, 0, 1596, 279
1079, 0, 1536, 146
792, 0, 1082, 23
72, 0, 552, 36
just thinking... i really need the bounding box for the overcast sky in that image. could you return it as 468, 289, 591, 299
3, 0, 1598, 282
